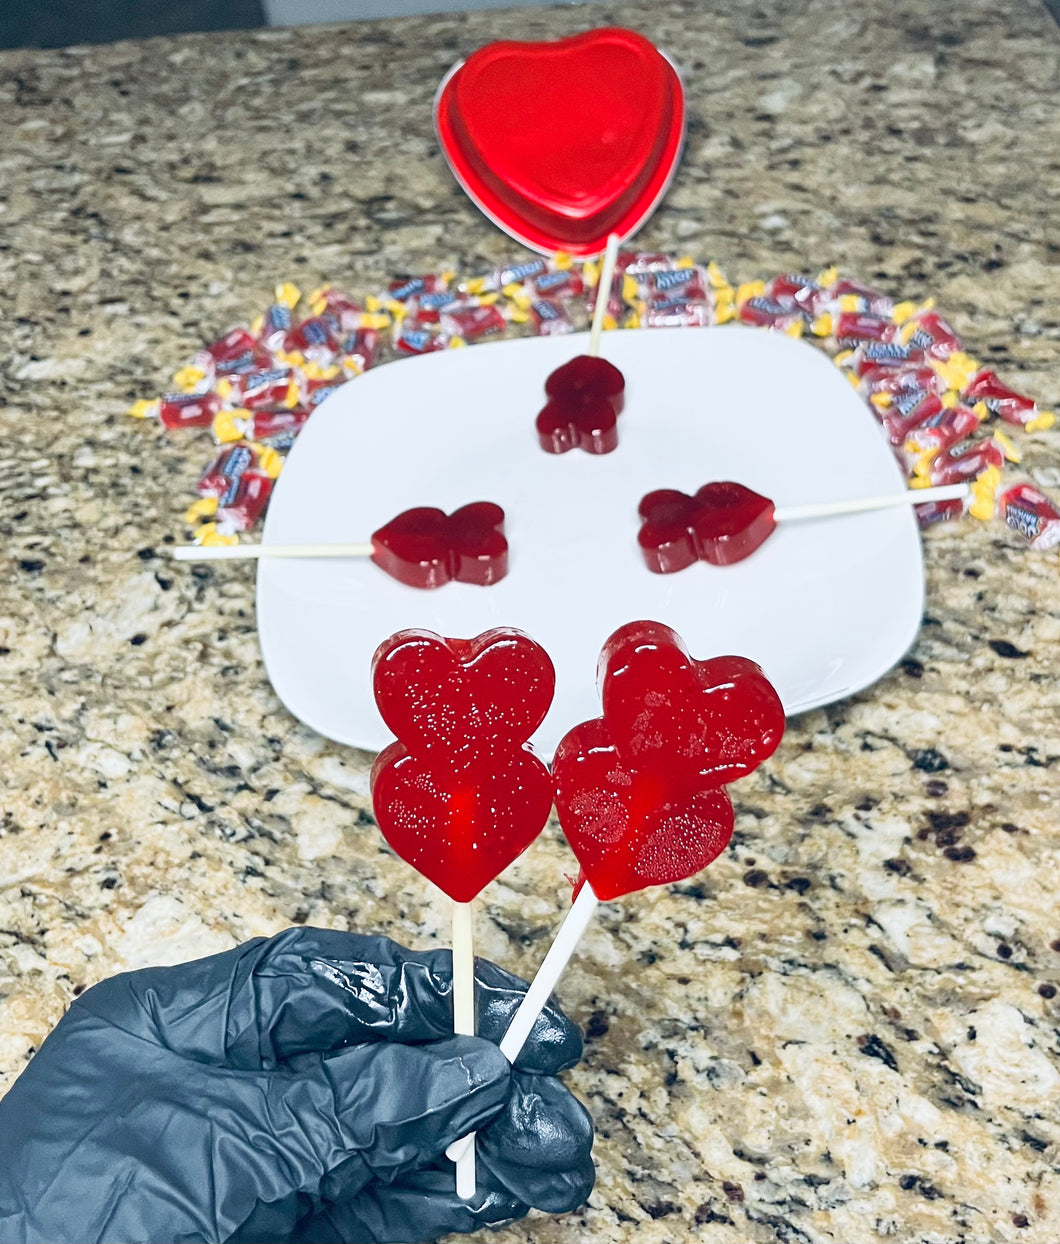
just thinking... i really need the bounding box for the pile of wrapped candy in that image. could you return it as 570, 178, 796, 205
128, 255, 1059, 554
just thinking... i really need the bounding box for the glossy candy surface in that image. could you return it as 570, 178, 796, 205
371, 629, 555, 902
638, 481, 776, 571
553, 621, 784, 900
537, 355, 626, 454
371, 502, 507, 589
434, 28, 685, 255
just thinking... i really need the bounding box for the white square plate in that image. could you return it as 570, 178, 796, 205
257, 325, 923, 759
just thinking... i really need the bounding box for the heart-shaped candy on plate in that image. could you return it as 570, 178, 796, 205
553, 621, 785, 900
638, 482, 777, 571
371, 501, 507, 588
537, 355, 626, 454
371, 628, 555, 902
434, 27, 685, 255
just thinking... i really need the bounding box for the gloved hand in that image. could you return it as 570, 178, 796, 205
0, 927, 594, 1244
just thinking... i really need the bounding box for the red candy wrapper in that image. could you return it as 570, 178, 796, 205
964, 370, 1046, 427
259, 302, 295, 352
340, 327, 383, 373
311, 287, 363, 332
198, 443, 263, 501
899, 404, 981, 468
412, 289, 462, 323
285, 315, 339, 361
531, 268, 584, 300
769, 272, 831, 316
998, 483, 1060, 549
880, 390, 945, 446
915, 437, 1004, 486
915, 498, 966, 528
157, 391, 221, 430
738, 296, 805, 331
440, 302, 506, 341
213, 407, 310, 449
860, 364, 942, 399
529, 298, 573, 336
388, 274, 449, 303
833, 311, 897, 346
851, 340, 928, 376
225, 366, 298, 411
396, 323, 452, 355
900, 309, 962, 360
643, 295, 712, 328
830, 277, 894, 316
218, 470, 274, 531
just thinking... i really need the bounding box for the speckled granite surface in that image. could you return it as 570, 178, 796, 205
2, 1, 1060, 1240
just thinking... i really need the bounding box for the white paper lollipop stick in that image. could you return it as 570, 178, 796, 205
772, 481, 968, 523
588, 233, 621, 358
170, 542, 374, 562
451, 899, 477, 1199
446, 882, 600, 1166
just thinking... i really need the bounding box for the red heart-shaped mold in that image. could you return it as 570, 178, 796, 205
638, 482, 777, 571
371, 501, 507, 589
370, 629, 555, 902
434, 28, 685, 255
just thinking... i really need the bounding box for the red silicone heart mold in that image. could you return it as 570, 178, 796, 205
434, 27, 685, 255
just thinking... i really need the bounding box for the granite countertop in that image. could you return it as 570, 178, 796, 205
1, 1, 1059, 1240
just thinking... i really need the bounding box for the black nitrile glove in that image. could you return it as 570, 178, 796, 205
0, 928, 594, 1244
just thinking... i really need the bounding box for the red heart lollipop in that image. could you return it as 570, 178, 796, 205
553, 621, 784, 900
537, 355, 626, 455
600, 620, 785, 784
434, 28, 685, 255
371, 628, 555, 902
371, 502, 507, 588
552, 717, 735, 901
638, 482, 777, 571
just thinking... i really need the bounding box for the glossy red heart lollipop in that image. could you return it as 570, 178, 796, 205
537, 355, 626, 454
600, 620, 786, 784
371, 502, 507, 588
553, 620, 784, 900
434, 28, 685, 255
370, 628, 555, 902
638, 482, 777, 571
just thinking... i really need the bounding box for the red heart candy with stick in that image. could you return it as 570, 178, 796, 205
637, 482, 777, 572
600, 620, 785, 783
553, 620, 785, 900
371, 502, 507, 589
371, 628, 555, 902
537, 355, 626, 455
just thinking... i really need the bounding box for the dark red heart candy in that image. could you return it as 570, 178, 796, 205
537, 355, 626, 455
638, 481, 777, 571
371, 501, 507, 589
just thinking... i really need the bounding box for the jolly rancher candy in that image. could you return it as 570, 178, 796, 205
998, 483, 1060, 550
963, 370, 1057, 430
